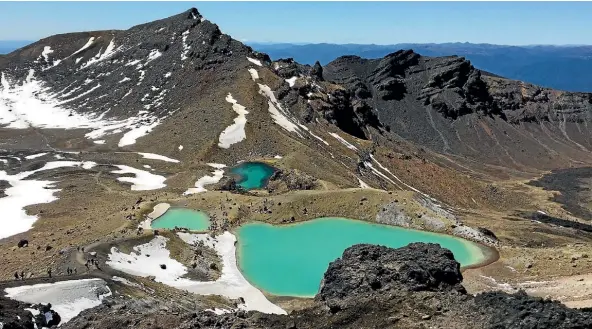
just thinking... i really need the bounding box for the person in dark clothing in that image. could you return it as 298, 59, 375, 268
47, 268, 52, 278
20, 271, 24, 280
74, 268, 77, 274
14, 272, 19, 280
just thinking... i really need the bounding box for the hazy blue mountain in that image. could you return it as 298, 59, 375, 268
248, 42, 592, 92
0, 41, 32, 55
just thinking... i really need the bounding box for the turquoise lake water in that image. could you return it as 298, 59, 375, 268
151, 208, 210, 231
230, 162, 276, 190
237, 217, 488, 297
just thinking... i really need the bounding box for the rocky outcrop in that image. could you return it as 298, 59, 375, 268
317, 243, 465, 313
268, 168, 318, 191
0, 298, 61, 329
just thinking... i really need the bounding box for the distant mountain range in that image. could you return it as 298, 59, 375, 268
0, 40, 32, 55
248, 42, 592, 92
3, 40, 592, 91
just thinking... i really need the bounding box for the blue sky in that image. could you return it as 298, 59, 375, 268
0, 1, 591, 45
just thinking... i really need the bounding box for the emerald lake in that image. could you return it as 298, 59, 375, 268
150, 208, 210, 231
230, 162, 275, 190
237, 218, 488, 297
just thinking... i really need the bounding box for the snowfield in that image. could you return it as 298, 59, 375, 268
0, 70, 163, 147
218, 93, 249, 149
4, 278, 112, 324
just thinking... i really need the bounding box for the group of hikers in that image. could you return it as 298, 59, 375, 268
13, 245, 99, 281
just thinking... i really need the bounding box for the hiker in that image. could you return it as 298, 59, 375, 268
14, 272, 19, 280
67, 267, 71, 275
47, 268, 52, 278
20, 271, 24, 280
77, 246, 80, 252
74, 268, 77, 274
81, 247, 85, 252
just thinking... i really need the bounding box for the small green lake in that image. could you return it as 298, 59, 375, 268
150, 208, 210, 231
230, 162, 276, 190
237, 217, 488, 297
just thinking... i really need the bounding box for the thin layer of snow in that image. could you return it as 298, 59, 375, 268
137, 152, 180, 163
257, 83, 303, 136
93, 140, 105, 145
218, 93, 249, 149
24, 152, 48, 160
285, 76, 297, 87
0, 158, 8, 164
184, 164, 225, 195
4, 278, 111, 324
176, 232, 286, 314
248, 68, 259, 81
0, 161, 97, 239
246, 57, 262, 66
111, 165, 166, 190
358, 178, 371, 189
69, 37, 95, 58
118, 77, 131, 83
164, 72, 172, 78
329, 132, 358, 151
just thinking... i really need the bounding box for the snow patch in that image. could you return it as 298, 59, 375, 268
24, 152, 48, 160
111, 165, 166, 190
93, 140, 105, 145
70, 37, 95, 58
184, 164, 226, 195
329, 132, 358, 151
41, 46, 54, 63
246, 57, 262, 66
181, 30, 191, 61
80, 39, 117, 68
358, 178, 371, 189
146, 49, 162, 63
257, 84, 303, 136
4, 278, 111, 325
137, 152, 180, 163
178, 145, 184, 151
118, 77, 131, 83
285, 76, 297, 87
218, 93, 249, 149
0, 161, 96, 239
248, 68, 259, 81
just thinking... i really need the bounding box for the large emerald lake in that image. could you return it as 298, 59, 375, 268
150, 208, 210, 231
237, 217, 488, 297
230, 162, 275, 190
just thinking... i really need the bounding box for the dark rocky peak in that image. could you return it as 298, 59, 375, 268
272, 57, 310, 79
318, 243, 464, 312
311, 60, 323, 80
372, 49, 420, 79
